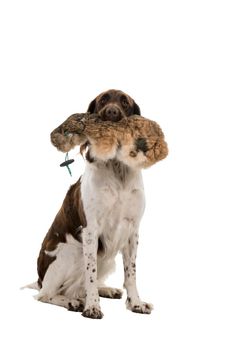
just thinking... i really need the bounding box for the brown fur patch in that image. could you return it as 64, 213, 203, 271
37, 178, 86, 286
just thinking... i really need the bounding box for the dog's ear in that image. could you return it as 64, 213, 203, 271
87, 99, 96, 113
133, 101, 141, 115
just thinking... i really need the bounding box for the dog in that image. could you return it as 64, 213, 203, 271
31, 89, 154, 319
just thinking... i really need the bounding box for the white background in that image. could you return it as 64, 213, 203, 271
0, 0, 232, 349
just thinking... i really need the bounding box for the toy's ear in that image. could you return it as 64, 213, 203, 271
133, 101, 141, 115
87, 99, 96, 113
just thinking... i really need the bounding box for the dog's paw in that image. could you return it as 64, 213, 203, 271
99, 287, 123, 299
82, 306, 104, 319
67, 299, 85, 312
126, 298, 153, 314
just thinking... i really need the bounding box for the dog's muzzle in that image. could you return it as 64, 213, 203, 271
100, 104, 123, 122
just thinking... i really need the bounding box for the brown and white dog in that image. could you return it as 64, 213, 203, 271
29, 90, 154, 319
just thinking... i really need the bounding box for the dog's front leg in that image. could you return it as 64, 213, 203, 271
82, 228, 103, 319
122, 232, 153, 314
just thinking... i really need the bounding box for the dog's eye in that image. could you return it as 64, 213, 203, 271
99, 94, 109, 106
100, 98, 106, 105
121, 97, 129, 109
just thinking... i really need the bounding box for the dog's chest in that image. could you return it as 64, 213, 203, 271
81, 161, 145, 253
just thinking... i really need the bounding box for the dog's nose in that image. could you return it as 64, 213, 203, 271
105, 106, 120, 120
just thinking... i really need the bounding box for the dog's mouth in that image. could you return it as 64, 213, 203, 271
99, 104, 125, 122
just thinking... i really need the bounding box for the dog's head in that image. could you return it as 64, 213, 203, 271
87, 89, 141, 122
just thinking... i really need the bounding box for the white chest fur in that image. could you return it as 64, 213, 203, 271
81, 160, 145, 256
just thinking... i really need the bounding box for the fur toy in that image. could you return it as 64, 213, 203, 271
50, 113, 168, 168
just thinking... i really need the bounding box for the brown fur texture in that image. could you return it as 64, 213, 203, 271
50, 113, 168, 169
37, 178, 86, 287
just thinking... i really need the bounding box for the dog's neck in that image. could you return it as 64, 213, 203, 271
86, 157, 138, 184
106, 159, 131, 183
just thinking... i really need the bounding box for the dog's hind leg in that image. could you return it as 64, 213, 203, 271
97, 257, 122, 299
35, 235, 85, 312
98, 287, 123, 299
37, 294, 85, 312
